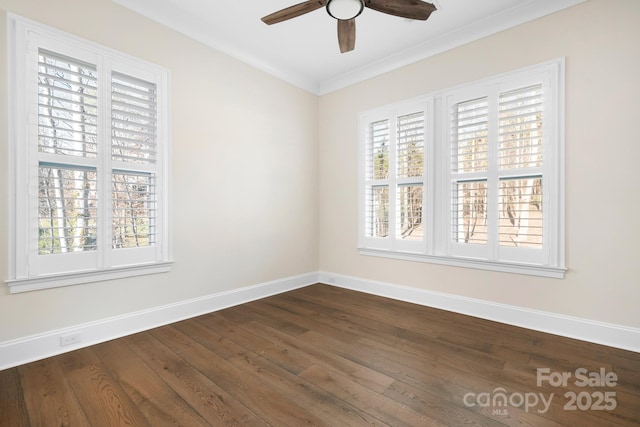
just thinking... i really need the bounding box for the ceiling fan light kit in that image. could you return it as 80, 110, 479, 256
262, 0, 436, 53
326, 0, 364, 20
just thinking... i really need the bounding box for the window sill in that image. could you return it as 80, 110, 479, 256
358, 248, 565, 279
5, 261, 173, 294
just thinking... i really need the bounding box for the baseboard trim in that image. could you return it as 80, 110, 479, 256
2, 270, 637, 370
0, 272, 319, 370
318, 272, 640, 353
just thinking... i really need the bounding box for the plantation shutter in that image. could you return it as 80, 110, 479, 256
38, 50, 98, 158
450, 97, 489, 245
452, 97, 488, 174
111, 72, 157, 164
397, 112, 424, 178
38, 164, 98, 254
367, 119, 390, 180
112, 171, 157, 248
498, 84, 543, 170
365, 119, 390, 238
396, 112, 425, 241
37, 50, 99, 255
498, 84, 544, 248
111, 72, 158, 249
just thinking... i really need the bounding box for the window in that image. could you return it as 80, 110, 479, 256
361, 101, 430, 254
359, 60, 564, 278
7, 15, 171, 292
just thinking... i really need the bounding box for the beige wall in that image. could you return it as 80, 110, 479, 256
0, 0, 319, 342
319, 0, 640, 328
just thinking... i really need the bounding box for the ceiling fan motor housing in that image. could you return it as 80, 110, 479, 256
326, 0, 364, 20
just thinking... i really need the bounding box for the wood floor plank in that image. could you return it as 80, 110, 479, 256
196, 312, 313, 375
243, 319, 396, 393
154, 325, 329, 426
172, 317, 246, 360
125, 331, 267, 426
227, 345, 387, 426
16, 358, 89, 427
3, 283, 639, 426
93, 338, 210, 427
299, 363, 448, 426
57, 347, 151, 427
0, 367, 30, 427
222, 301, 310, 336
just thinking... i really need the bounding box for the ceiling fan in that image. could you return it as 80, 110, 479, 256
261, 0, 437, 53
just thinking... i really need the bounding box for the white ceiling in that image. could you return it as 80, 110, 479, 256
112, 0, 586, 94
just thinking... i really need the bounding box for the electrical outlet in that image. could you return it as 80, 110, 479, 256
60, 332, 82, 347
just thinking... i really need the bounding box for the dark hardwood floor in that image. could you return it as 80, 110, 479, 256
1, 284, 639, 426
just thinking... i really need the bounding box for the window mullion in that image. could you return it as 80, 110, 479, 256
543, 70, 560, 266
97, 57, 112, 269
425, 99, 436, 255
388, 111, 398, 248
486, 85, 500, 261
441, 95, 454, 257
25, 36, 40, 278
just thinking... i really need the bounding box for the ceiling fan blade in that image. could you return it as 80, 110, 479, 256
364, 0, 436, 20
337, 19, 356, 53
262, 0, 327, 25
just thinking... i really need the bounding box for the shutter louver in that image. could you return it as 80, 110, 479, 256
365, 119, 390, 238
38, 50, 98, 158
397, 112, 424, 240
112, 171, 156, 248
499, 177, 543, 247
451, 98, 489, 246
366, 186, 389, 238
397, 112, 424, 178
111, 72, 157, 164
452, 98, 488, 173
497, 84, 544, 248
398, 184, 423, 240
452, 180, 488, 245
38, 165, 98, 253
499, 84, 543, 170
367, 119, 390, 180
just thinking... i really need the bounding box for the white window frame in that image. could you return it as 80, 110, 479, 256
358, 96, 434, 254
358, 59, 565, 278
6, 14, 172, 293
